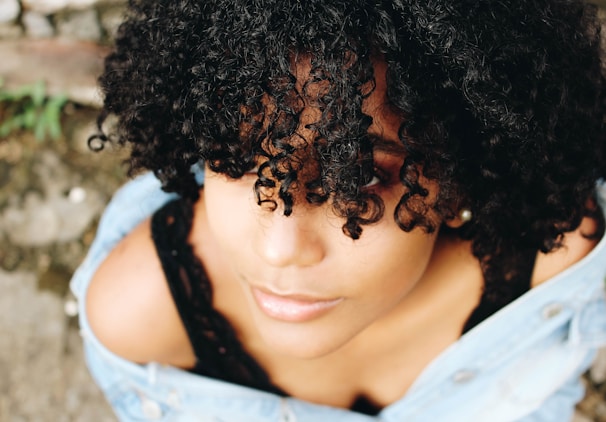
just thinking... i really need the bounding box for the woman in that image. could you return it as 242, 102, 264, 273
72, 0, 606, 420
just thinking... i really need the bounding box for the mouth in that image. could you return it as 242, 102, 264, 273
250, 286, 343, 322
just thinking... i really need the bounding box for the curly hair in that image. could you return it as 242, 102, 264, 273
92, 0, 606, 321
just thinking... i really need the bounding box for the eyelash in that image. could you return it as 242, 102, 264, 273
244, 162, 393, 191
362, 166, 390, 190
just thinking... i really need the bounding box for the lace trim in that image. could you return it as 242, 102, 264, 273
151, 199, 284, 395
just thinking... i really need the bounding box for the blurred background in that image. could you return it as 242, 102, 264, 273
1, 0, 606, 420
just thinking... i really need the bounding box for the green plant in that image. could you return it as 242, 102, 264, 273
0, 79, 68, 141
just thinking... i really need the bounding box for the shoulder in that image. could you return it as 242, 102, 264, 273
85, 217, 195, 367
532, 216, 601, 287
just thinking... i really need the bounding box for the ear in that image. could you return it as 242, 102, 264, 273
444, 208, 473, 229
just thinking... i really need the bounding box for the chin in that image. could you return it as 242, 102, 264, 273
255, 319, 351, 360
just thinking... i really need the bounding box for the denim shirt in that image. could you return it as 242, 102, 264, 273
71, 172, 606, 422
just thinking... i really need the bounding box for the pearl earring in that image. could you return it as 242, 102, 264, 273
459, 208, 473, 223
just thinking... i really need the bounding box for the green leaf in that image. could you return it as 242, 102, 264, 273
30, 81, 46, 107
23, 106, 36, 128
0, 81, 67, 141
34, 117, 46, 141
43, 105, 58, 140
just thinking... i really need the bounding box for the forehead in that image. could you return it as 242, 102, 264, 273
283, 54, 406, 153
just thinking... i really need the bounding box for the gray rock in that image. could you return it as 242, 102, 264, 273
22, 11, 55, 38
0, 150, 105, 246
2, 192, 61, 247
0, 0, 20, 23
56, 9, 102, 42
0, 269, 114, 420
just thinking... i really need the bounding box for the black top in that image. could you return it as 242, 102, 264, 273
150, 198, 537, 415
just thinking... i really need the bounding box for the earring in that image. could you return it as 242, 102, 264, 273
459, 208, 473, 223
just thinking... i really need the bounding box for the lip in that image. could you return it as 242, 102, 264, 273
250, 286, 343, 322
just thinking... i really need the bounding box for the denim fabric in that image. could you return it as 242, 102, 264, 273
71, 172, 606, 422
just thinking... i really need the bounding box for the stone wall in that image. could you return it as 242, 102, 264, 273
0, 0, 126, 44
0, 0, 126, 107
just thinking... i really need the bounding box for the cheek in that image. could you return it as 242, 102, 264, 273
203, 177, 256, 253
345, 229, 438, 301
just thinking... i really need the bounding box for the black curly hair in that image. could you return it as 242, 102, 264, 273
92, 0, 606, 324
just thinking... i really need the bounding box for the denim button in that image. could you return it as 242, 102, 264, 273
452, 369, 476, 384
64, 298, 78, 317
542, 303, 563, 319
167, 390, 181, 408
141, 397, 163, 419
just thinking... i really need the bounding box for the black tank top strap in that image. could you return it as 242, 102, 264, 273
150, 199, 284, 395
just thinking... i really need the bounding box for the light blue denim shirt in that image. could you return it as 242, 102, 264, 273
71, 172, 606, 422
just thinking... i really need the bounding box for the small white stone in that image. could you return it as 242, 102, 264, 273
0, 0, 20, 24
64, 299, 78, 317
68, 186, 87, 204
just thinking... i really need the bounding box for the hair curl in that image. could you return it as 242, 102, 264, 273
92, 0, 606, 320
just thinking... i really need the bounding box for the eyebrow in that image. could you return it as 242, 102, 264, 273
368, 134, 407, 156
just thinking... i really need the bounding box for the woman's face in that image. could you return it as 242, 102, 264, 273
202, 59, 441, 359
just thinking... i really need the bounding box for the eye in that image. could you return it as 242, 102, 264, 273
362, 174, 382, 188
361, 167, 388, 189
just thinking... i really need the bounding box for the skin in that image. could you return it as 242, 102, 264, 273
86, 58, 599, 409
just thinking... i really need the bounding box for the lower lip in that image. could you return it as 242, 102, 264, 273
250, 287, 343, 322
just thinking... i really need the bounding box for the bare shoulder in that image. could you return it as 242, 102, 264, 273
532, 216, 601, 287
85, 218, 195, 368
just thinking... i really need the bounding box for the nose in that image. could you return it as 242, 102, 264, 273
255, 208, 326, 268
